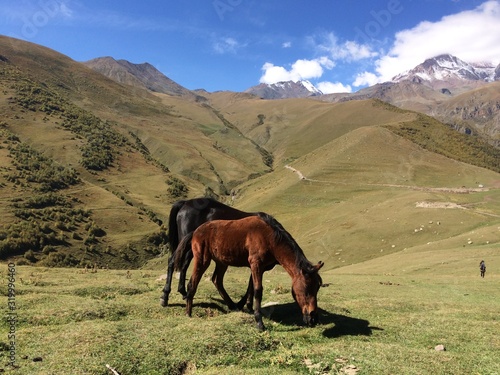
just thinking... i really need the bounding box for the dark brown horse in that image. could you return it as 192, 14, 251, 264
174, 213, 324, 330
160, 197, 259, 307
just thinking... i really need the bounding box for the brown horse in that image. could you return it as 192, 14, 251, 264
160, 197, 260, 307
174, 213, 324, 330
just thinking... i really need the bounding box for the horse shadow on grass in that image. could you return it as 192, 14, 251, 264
168, 300, 228, 315
169, 298, 382, 338
261, 302, 383, 338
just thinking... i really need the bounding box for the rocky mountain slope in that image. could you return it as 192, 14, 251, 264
83, 56, 199, 99
319, 54, 500, 146
244, 80, 322, 99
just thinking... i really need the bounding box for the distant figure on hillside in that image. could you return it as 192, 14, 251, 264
479, 260, 486, 278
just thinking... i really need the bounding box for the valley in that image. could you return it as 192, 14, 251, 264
1, 35, 500, 272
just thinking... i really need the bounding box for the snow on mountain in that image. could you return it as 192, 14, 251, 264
244, 80, 322, 99
299, 80, 323, 95
393, 54, 496, 84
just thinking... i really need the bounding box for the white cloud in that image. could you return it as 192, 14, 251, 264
213, 37, 241, 54
314, 32, 377, 62
259, 57, 334, 84
316, 81, 352, 94
282, 41, 291, 48
355, 0, 500, 86
353, 72, 379, 87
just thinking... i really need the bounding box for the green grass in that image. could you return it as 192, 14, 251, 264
0, 250, 498, 374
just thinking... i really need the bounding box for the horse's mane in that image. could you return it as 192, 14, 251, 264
257, 212, 313, 271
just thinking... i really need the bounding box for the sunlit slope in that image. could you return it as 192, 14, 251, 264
1, 35, 499, 271
208, 92, 416, 165
234, 126, 500, 270
332, 220, 500, 277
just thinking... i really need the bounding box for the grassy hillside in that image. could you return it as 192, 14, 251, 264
0, 36, 269, 267
206, 93, 417, 166
0, 35, 499, 277
231, 124, 500, 271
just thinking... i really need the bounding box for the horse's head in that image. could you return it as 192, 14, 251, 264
292, 261, 324, 327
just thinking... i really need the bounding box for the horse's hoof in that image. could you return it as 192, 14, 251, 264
160, 297, 168, 307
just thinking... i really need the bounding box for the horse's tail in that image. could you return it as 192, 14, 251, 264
168, 200, 185, 255
173, 232, 194, 271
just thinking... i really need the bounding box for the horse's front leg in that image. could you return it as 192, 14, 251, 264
212, 263, 238, 311
236, 274, 254, 311
250, 265, 265, 331
160, 253, 176, 307
240, 264, 274, 312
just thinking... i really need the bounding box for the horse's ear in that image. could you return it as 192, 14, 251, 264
303, 261, 324, 275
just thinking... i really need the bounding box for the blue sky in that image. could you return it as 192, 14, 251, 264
1, 0, 499, 93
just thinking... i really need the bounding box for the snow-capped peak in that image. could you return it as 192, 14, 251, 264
393, 54, 496, 83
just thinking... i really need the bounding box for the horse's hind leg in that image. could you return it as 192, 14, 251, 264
212, 263, 238, 311
178, 249, 193, 298
160, 253, 176, 307
185, 246, 210, 317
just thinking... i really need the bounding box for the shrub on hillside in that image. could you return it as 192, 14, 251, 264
167, 176, 188, 198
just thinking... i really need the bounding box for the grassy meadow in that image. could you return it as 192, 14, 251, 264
0, 242, 498, 375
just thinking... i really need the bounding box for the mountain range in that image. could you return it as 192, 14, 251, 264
1, 35, 499, 271
242, 54, 499, 99
85, 52, 500, 147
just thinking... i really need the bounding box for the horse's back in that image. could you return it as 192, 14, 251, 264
175, 198, 254, 236
193, 216, 273, 267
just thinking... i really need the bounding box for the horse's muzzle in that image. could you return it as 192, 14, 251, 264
303, 310, 319, 327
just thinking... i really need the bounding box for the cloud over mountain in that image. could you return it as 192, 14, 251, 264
356, 0, 500, 86
258, 1, 500, 93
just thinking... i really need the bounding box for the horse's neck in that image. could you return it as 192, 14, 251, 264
273, 246, 305, 279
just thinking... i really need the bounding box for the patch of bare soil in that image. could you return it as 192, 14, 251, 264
415, 202, 465, 209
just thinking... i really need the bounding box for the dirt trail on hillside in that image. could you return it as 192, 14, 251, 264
284, 165, 490, 194
284, 165, 308, 180
284, 165, 500, 217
